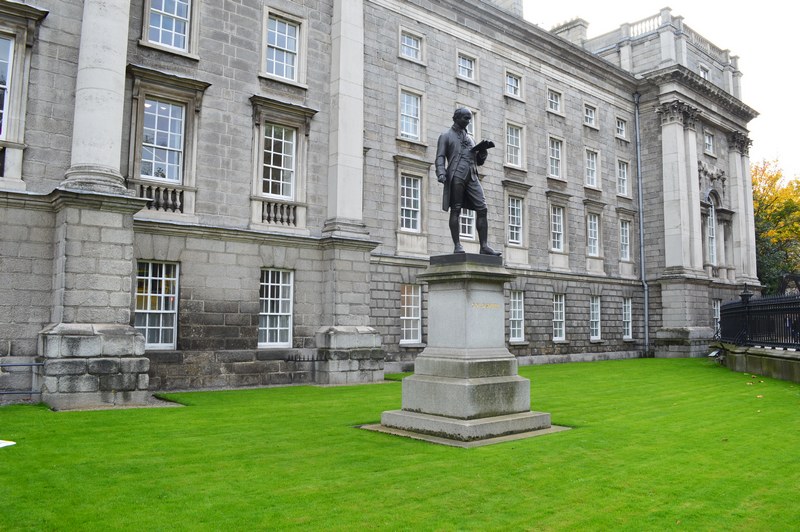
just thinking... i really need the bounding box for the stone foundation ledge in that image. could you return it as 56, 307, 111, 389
716, 343, 800, 384
380, 409, 552, 442
39, 323, 145, 358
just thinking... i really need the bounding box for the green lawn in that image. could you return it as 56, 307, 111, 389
2, 358, 799, 531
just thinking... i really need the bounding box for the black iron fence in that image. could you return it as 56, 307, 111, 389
719, 291, 800, 348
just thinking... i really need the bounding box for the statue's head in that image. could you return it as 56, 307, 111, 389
452, 107, 472, 129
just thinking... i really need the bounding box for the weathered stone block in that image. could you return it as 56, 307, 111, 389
58, 374, 99, 393
99, 373, 137, 392
45, 359, 87, 376
119, 357, 149, 374
88, 358, 119, 374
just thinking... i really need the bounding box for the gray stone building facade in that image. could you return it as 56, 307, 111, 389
0, 0, 757, 408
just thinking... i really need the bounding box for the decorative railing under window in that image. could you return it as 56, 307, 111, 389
719, 289, 800, 349
134, 181, 185, 213
258, 198, 300, 227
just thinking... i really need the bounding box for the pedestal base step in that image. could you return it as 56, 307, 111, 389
379, 409, 554, 443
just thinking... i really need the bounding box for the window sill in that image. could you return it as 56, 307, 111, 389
584, 123, 599, 131
399, 342, 426, 349
456, 75, 480, 86
546, 109, 566, 118
399, 56, 427, 67
396, 136, 428, 148
137, 39, 200, 61
509, 340, 529, 347
590, 339, 605, 344
504, 93, 525, 103
615, 135, 630, 143
258, 73, 309, 91
552, 340, 569, 345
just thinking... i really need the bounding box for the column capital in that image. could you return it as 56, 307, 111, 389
728, 131, 752, 155
657, 99, 701, 129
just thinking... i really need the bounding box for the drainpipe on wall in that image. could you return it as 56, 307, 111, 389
634, 92, 651, 355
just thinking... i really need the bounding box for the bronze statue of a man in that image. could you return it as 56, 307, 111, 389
435, 107, 501, 256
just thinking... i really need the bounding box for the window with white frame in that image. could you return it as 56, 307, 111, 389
140, 98, 185, 182
617, 160, 629, 196
135, 261, 179, 349
548, 137, 562, 178
587, 213, 600, 257
146, 0, 191, 52
704, 131, 715, 155
250, 96, 316, 228
0, 36, 13, 138
615, 118, 627, 139
584, 104, 596, 127
590, 296, 601, 340
399, 30, 423, 62
506, 123, 522, 167
550, 204, 564, 252
128, 66, 210, 214
553, 293, 565, 341
0, 4, 47, 182
619, 219, 631, 261
505, 71, 522, 98
507, 196, 523, 245
585, 149, 598, 187
510, 290, 524, 342
623, 297, 633, 339
399, 173, 421, 232
259, 269, 293, 347
460, 209, 475, 239
707, 202, 717, 265
400, 284, 422, 344
547, 89, 561, 113
399, 89, 421, 141
265, 12, 301, 82
457, 52, 476, 81
712, 299, 721, 335
262, 123, 296, 199
699, 65, 709, 80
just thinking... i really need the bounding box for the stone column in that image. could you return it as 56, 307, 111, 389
325, 0, 366, 236
381, 255, 551, 442
658, 100, 701, 273
728, 132, 758, 283
683, 111, 703, 270
61, 0, 130, 194
39, 0, 150, 409
314, 0, 382, 383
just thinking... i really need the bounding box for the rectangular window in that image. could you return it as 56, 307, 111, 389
262, 123, 296, 199
400, 174, 421, 232
620, 220, 631, 261
266, 14, 299, 81
259, 269, 293, 347
590, 296, 601, 340
547, 89, 561, 113
587, 213, 600, 257
0, 37, 12, 138
548, 137, 562, 178
584, 104, 596, 127
510, 290, 524, 342
623, 297, 633, 339
704, 131, 715, 154
585, 149, 598, 187
148, 0, 191, 51
400, 284, 421, 344
457, 53, 476, 80
135, 261, 179, 349
400, 31, 422, 61
507, 196, 523, 245
707, 204, 717, 265
141, 98, 185, 182
505, 72, 521, 98
460, 209, 475, 239
700, 65, 710, 80
553, 293, 565, 341
617, 160, 629, 195
550, 205, 564, 252
506, 124, 522, 167
399, 90, 421, 141
616, 118, 627, 139
712, 299, 721, 335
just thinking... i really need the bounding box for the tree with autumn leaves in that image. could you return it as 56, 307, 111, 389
751, 160, 800, 294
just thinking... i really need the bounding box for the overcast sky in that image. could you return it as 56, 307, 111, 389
521, 1, 799, 179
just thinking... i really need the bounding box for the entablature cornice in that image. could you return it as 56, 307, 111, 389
644, 65, 758, 122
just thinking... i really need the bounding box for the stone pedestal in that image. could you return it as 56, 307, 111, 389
380, 254, 551, 442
